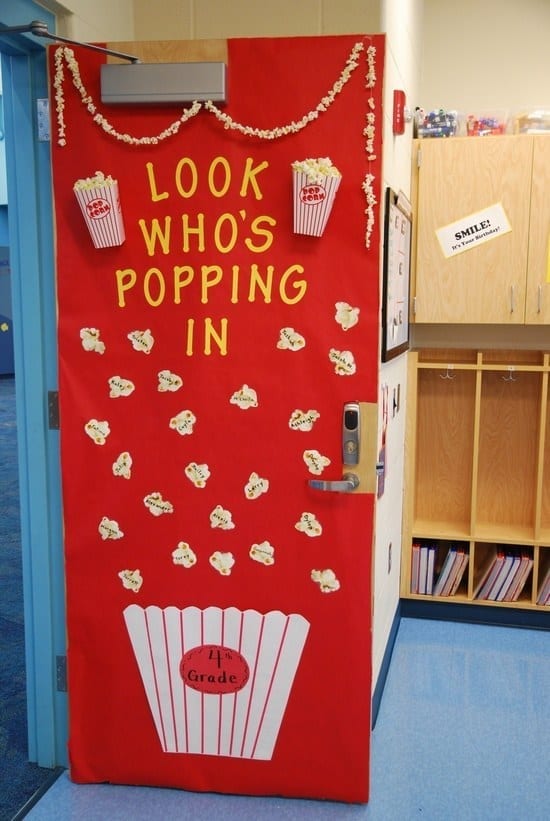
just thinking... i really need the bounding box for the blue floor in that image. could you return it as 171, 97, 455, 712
24, 617, 550, 821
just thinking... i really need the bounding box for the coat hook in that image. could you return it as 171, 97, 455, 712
502, 366, 517, 382
440, 365, 455, 380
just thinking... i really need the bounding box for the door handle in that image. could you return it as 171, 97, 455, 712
309, 472, 360, 493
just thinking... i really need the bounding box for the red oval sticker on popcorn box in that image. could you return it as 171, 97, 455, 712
180, 644, 250, 694
300, 184, 326, 204
86, 198, 112, 220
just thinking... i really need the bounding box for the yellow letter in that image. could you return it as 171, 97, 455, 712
146, 162, 169, 202
144, 268, 166, 307
245, 215, 276, 253
173, 266, 195, 304
279, 264, 307, 305
201, 265, 223, 303
138, 217, 172, 256
175, 158, 198, 198
182, 213, 205, 253
115, 268, 137, 308
248, 264, 273, 303
231, 264, 240, 304
204, 317, 228, 355
240, 157, 269, 200
214, 213, 238, 253
208, 157, 231, 197
186, 318, 194, 355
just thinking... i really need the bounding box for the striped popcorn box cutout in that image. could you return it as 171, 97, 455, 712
123, 605, 310, 760
292, 157, 342, 237
73, 171, 125, 249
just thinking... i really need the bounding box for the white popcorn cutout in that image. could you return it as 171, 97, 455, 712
295, 512, 323, 538
230, 384, 258, 409
311, 568, 340, 593
209, 551, 235, 576
335, 301, 360, 331
157, 369, 183, 392
329, 348, 356, 376
128, 328, 154, 354
303, 449, 331, 476
277, 327, 306, 351
172, 542, 197, 568
249, 541, 275, 565
118, 569, 143, 593
108, 375, 135, 398
209, 505, 235, 530
289, 409, 320, 432
80, 327, 105, 354
244, 472, 269, 500
99, 516, 124, 540
112, 451, 132, 479
184, 462, 211, 489
85, 419, 110, 445
144, 492, 174, 517
169, 409, 196, 436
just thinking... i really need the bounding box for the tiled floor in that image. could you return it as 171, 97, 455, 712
23, 617, 550, 820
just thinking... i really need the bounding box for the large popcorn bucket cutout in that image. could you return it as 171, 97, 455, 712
292, 159, 342, 237
73, 172, 125, 249
123, 605, 310, 760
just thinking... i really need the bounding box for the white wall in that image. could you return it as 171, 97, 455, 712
42, 0, 136, 41
372, 0, 423, 691
420, 0, 550, 117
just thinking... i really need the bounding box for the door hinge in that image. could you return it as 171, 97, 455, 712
48, 390, 59, 429
36, 98, 51, 142
56, 655, 67, 692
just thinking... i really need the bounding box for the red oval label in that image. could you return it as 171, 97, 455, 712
86, 198, 111, 220
180, 644, 249, 694
299, 184, 326, 204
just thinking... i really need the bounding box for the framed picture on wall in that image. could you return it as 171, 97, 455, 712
381, 187, 412, 362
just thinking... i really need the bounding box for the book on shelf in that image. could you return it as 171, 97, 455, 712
536, 565, 550, 606
474, 549, 506, 600
447, 551, 469, 596
475, 547, 534, 603
433, 544, 468, 597
493, 552, 522, 601
505, 552, 533, 603
411, 541, 421, 593
411, 541, 437, 594
488, 552, 517, 602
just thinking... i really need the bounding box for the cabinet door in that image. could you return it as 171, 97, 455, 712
413, 136, 533, 323
526, 137, 550, 324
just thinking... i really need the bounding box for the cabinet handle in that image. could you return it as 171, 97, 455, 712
537, 284, 542, 314
510, 284, 516, 313
413, 296, 417, 315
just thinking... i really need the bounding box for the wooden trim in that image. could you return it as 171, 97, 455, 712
106, 39, 228, 64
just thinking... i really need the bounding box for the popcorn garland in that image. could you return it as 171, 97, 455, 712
53, 39, 379, 249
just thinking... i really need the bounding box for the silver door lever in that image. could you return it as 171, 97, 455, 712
309, 473, 360, 493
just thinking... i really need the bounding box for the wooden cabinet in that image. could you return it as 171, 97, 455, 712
402, 349, 550, 611
526, 138, 550, 323
411, 135, 550, 324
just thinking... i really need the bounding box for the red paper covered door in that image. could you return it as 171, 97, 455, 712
50, 34, 384, 803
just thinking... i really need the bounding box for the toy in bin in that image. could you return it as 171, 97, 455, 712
466, 112, 507, 136
415, 108, 458, 138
